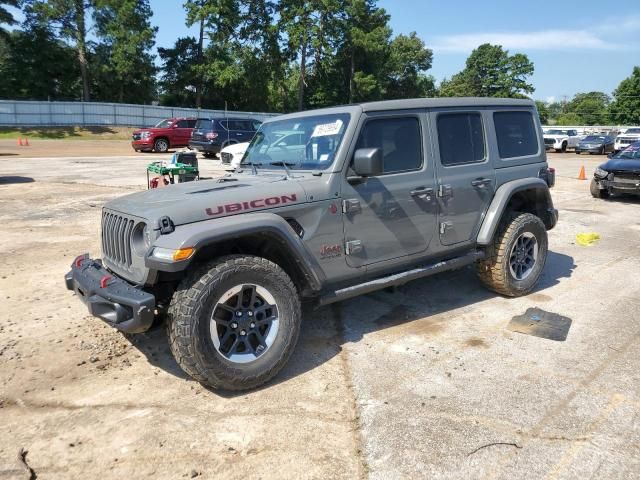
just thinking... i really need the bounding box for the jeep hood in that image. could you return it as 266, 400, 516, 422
105, 174, 307, 228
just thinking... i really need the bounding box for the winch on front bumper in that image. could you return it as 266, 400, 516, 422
64, 254, 155, 333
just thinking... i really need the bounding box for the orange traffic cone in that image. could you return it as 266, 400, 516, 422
17, 137, 22, 146
24, 137, 29, 146
578, 166, 586, 180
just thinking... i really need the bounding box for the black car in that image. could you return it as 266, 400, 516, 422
575, 135, 615, 155
591, 141, 640, 199
189, 117, 262, 157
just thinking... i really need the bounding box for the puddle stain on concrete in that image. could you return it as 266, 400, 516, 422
527, 293, 552, 303
465, 337, 488, 348
507, 307, 572, 342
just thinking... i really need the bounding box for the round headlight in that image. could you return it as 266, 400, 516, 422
132, 222, 152, 255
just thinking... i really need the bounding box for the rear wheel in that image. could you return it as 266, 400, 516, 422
590, 179, 609, 199
476, 213, 548, 297
167, 255, 301, 391
154, 138, 169, 153
561, 141, 567, 153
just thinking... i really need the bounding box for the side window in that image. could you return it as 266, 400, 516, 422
218, 120, 229, 130
494, 111, 538, 158
251, 120, 262, 131
187, 120, 197, 128
437, 113, 485, 166
176, 120, 189, 128
356, 117, 422, 174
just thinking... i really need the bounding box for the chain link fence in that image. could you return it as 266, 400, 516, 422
0, 100, 278, 127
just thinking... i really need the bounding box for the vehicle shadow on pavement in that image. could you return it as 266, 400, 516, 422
0, 176, 35, 185
127, 251, 575, 396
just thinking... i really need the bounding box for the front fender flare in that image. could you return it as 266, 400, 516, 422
476, 178, 554, 246
146, 212, 325, 291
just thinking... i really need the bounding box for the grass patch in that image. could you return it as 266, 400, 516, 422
0, 126, 136, 140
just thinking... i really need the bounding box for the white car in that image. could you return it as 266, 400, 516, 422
219, 142, 250, 170
614, 127, 640, 152
543, 128, 581, 153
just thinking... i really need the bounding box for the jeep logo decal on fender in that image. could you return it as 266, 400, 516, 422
320, 244, 342, 259
206, 194, 298, 216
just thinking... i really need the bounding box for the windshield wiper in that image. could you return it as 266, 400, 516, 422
240, 162, 259, 175
269, 161, 295, 179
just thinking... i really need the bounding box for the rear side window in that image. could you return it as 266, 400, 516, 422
187, 120, 196, 128
195, 119, 213, 130
437, 113, 485, 166
176, 120, 189, 128
494, 111, 538, 158
356, 117, 422, 174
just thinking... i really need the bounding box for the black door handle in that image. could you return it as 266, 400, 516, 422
410, 187, 434, 200
471, 178, 492, 187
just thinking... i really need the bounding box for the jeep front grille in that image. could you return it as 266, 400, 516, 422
102, 212, 135, 268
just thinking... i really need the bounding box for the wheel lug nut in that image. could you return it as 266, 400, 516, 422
250, 322, 256, 328
230, 322, 238, 329
240, 330, 247, 336
247, 311, 253, 317
235, 311, 242, 317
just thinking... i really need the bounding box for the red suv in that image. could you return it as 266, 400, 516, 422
132, 118, 197, 153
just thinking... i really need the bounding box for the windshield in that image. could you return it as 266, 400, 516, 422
155, 119, 173, 128
242, 113, 350, 170
546, 129, 568, 135
615, 144, 640, 159
584, 136, 605, 141
625, 128, 640, 134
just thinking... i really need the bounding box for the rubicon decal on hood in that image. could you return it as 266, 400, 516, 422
206, 194, 298, 216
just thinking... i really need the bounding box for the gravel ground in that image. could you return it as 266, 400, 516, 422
0, 150, 638, 479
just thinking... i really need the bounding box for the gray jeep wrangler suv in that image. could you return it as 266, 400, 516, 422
65, 98, 558, 391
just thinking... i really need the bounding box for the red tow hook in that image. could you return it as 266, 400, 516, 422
100, 275, 113, 289
74, 254, 87, 267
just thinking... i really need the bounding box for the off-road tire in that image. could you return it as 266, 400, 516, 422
590, 179, 609, 199
167, 255, 301, 391
476, 213, 548, 297
154, 138, 169, 153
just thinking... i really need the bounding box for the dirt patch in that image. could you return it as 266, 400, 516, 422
464, 337, 488, 348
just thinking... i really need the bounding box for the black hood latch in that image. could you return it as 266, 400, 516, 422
159, 216, 175, 235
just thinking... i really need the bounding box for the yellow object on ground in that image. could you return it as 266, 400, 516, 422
576, 233, 600, 246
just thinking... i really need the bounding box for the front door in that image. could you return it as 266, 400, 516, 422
342, 114, 438, 268
429, 110, 495, 246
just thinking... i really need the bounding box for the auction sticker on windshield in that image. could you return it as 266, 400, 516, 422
312, 119, 344, 137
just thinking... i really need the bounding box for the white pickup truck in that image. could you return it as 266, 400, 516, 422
614, 127, 640, 152
543, 129, 581, 153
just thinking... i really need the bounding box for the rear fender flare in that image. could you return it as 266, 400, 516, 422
476, 178, 553, 245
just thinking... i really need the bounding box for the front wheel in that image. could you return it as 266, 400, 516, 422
167, 255, 301, 391
590, 179, 609, 199
476, 213, 548, 297
154, 138, 169, 153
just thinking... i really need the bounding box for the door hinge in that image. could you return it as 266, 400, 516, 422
439, 222, 453, 235
345, 240, 363, 255
438, 184, 453, 198
342, 199, 361, 214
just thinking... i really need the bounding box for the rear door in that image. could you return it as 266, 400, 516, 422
429, 110, 495, 246
342, 112, 438, 268
174, 119, 192, 146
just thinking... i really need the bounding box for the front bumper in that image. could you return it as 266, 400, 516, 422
132, 139, 154, 150
593, 176, 640, 194
65, 255, 155, 334
189, 140, 221, 154
575, 146, 603, 153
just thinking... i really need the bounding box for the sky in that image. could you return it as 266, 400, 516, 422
148, 0, 640, 102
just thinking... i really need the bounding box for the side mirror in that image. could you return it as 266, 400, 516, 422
353, 148, 383, 177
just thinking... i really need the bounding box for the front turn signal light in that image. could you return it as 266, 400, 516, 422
151, 247, 195, 262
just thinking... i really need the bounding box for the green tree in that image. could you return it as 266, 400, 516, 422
609, 66, 640, 125
0, 25, 80, 100
92, 0, 157, 103
555, 113, 582, 126
0, 0, 18, 36
439, 43, 534, 98
563, 91, 609, 125
535, 100, 549, 124
157, 37, 200, 107
23, 0, 92, 101
385, 32, 434, 99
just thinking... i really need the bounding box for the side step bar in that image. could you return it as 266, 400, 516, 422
319, 250, 484, 306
